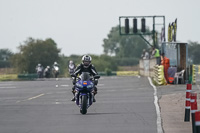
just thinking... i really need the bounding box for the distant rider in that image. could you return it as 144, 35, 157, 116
35, 64, 43, 78
52, 62, 60, 78
44, 66, 51, 78
71, 55, 99, 102
68, 60, 76, 75
52, 62, 59, 68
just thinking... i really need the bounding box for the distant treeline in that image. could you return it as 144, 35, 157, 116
0, 25, 199, 75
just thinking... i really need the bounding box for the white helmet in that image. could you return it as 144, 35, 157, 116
69, 60, 73, 64
82, 55, 92, 68
38, 64, 41, 67
54, 62, 57, 65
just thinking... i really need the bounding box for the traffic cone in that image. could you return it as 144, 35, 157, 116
195, 111, 200, 133
184, 84, 192, 122
191, 92, 197, 133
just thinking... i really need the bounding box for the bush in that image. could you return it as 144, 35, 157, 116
60, 54, 139, 76
105, 68, 112, 76
0, 60, 11, 68
114, 57, 139, 66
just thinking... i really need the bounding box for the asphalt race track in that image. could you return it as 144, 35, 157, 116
0, 76, 157, 133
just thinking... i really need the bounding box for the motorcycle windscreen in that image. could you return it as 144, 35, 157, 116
80, 72, 90, 81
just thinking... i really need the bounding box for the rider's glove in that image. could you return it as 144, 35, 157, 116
94, 79, 98, 85
72, 79, 76, 85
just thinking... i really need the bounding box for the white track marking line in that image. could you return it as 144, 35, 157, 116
148, 77, 163, 133
0, 84, 16, 89
0, 84, 13, 86
16, 93, 45, 103
0, 87, 16, 88
55, 99, 61, 104
16, 99, 26, 103
60, 85, 69, 87
28, 94, 44, 100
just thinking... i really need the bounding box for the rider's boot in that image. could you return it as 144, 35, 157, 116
93, 96, 96, 102
71, 86, 76, 101
93, 86, 98, 102
71, 92, 75, 101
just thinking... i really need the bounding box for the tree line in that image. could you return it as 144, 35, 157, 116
0, 25, 199, 75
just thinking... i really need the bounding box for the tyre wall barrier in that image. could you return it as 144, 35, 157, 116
18, 74, 38, 80
153, 65, 166, 85
198, 65, 200, 74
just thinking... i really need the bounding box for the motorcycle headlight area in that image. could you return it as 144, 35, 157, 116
76, 83, 83, 88
87, 84, 94, 88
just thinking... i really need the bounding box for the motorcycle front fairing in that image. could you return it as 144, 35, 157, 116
75, 79, 94, 108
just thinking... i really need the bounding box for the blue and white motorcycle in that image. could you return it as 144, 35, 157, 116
72, 72, 100, 114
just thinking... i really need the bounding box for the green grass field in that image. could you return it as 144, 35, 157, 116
116, 71, 139, 76
0, 74, 18, 81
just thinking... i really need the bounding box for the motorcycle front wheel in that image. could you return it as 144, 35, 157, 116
80, 95, 87, 114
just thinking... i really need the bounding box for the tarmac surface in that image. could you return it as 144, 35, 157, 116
0, 75, 199, 133
0, 76, 157, 133
158, 77, 200, 133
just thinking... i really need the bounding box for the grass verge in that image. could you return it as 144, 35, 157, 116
0, 74, 18, 81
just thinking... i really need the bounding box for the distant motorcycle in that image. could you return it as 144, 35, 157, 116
44, 66, 51, 78
36, 66, 43, 78
71, 72, 100, 114
52, 66, 59, 78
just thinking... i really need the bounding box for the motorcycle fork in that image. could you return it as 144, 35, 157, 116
80, 93, 91, 109
75, 91, 80, 106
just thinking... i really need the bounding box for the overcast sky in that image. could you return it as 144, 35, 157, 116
0, 0, 199, 56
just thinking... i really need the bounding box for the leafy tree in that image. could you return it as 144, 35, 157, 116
91, 54, 117, 71
0, 49, 13, 68
102, 26, 152, 66
11, 37, 61, 73
0, 49, 13, 61
188, 41, 200, 64
102, 26, 150, 58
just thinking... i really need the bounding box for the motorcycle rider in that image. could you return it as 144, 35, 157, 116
44, 66, 51, 78
71, 55, 99, 102
52, 62, 59, 67
35, 63, 43, 78
52, 62, 60, 78
68, 60, 76, 75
